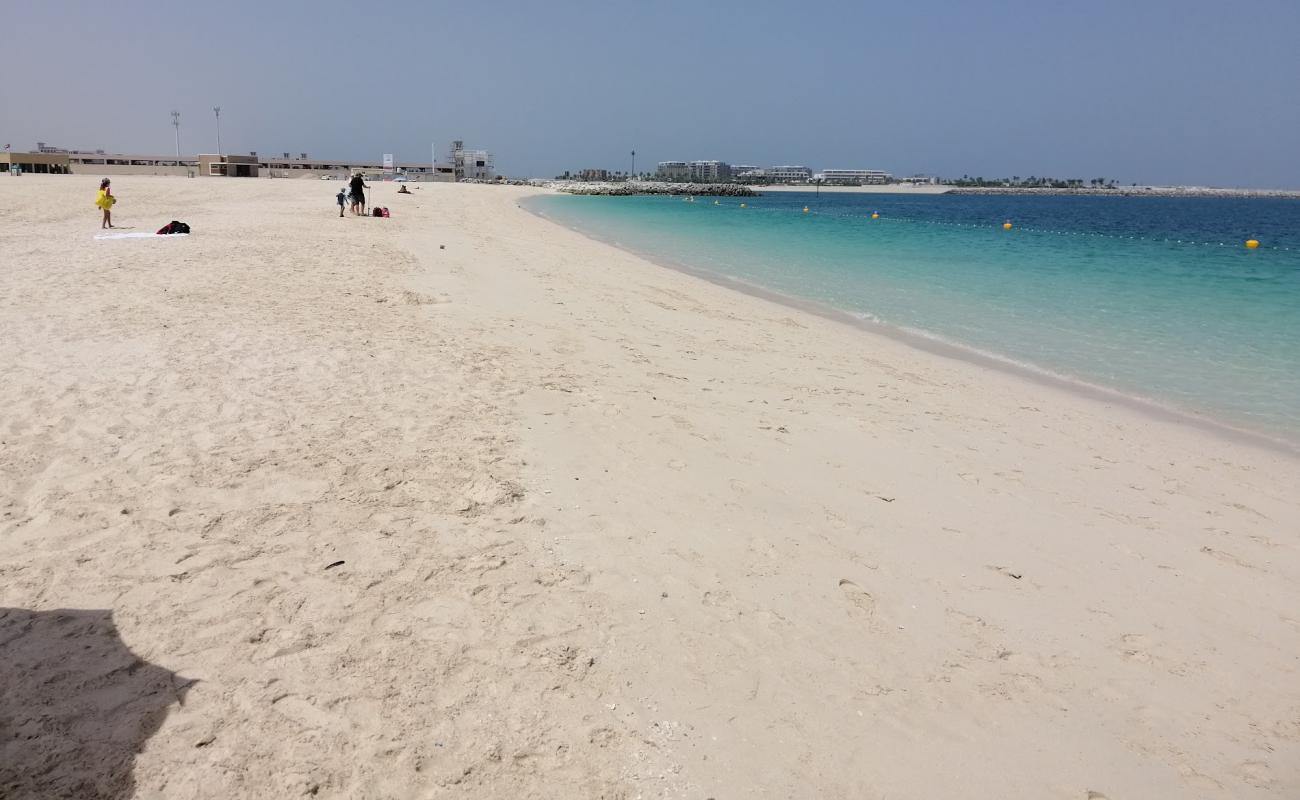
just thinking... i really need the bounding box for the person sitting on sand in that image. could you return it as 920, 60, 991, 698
348, 173, 368, 216
95, 178, 116, 229
397, 184, 411, 194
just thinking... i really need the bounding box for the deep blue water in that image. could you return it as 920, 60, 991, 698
528, 191, 1300, 443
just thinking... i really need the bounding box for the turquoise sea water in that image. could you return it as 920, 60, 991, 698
528, 191, 1300, 445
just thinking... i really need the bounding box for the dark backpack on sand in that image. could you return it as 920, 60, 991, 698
157, 220, 191, 235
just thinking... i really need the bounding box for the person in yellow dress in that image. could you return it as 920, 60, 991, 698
95, 178, 116, 229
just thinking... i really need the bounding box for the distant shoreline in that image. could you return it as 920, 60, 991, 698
753, 184, 951, 195
947, 186, 1300, 199
750, 184, 1300, 199
531, 180, 1300, 199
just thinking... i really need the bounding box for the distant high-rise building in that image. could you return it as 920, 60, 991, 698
689, 160, 731, 182
656, 161, 691, 181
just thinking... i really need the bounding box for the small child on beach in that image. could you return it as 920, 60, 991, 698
336, 188, 346, 218
95, 178, 116, 229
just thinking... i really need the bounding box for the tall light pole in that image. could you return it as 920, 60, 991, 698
171, 110, 181, 163
213, 106, 222, 156
630, 149, 636, 180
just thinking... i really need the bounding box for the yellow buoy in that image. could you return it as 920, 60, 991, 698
871, 212, 879, 219
803, 206, 810, 213
1245, 239, 1260, 249
1003, 221, 1013, 230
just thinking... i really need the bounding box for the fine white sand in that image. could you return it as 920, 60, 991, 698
1, 175, 1297, 799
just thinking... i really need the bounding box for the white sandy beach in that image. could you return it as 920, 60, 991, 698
1, 175, 1297, 799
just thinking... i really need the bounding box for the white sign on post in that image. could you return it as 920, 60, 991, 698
382, 153, 394, 180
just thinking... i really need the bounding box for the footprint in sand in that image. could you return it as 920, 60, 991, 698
1200, 546, 1257, 570
839, 579, 875, 618
1117, 632, 1152, 662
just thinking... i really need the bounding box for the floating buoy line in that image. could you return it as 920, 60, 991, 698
870, 216, 1288, 251
685, 198, 1293, 252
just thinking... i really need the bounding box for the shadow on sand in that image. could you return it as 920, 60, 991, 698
1, 608, 191, 800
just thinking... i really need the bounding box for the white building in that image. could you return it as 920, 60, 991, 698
818, 169, 889, 185
768, 165, 812, 183
656, 161, 690, 181
451, 140, 494, 181
689, 160, 731, 182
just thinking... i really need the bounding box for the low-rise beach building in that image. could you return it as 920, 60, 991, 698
67, 150, 196, 175
199, 153, 260, 177
254, 153, 450, 180
5, 139, 474, 181
3, 140, 466, 179
768, 165, 812, 183
818, 168, 889, 185
1, 151, 71, 174
6, 146, 452, 180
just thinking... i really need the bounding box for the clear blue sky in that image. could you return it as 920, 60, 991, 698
3, 0, 1297, 187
